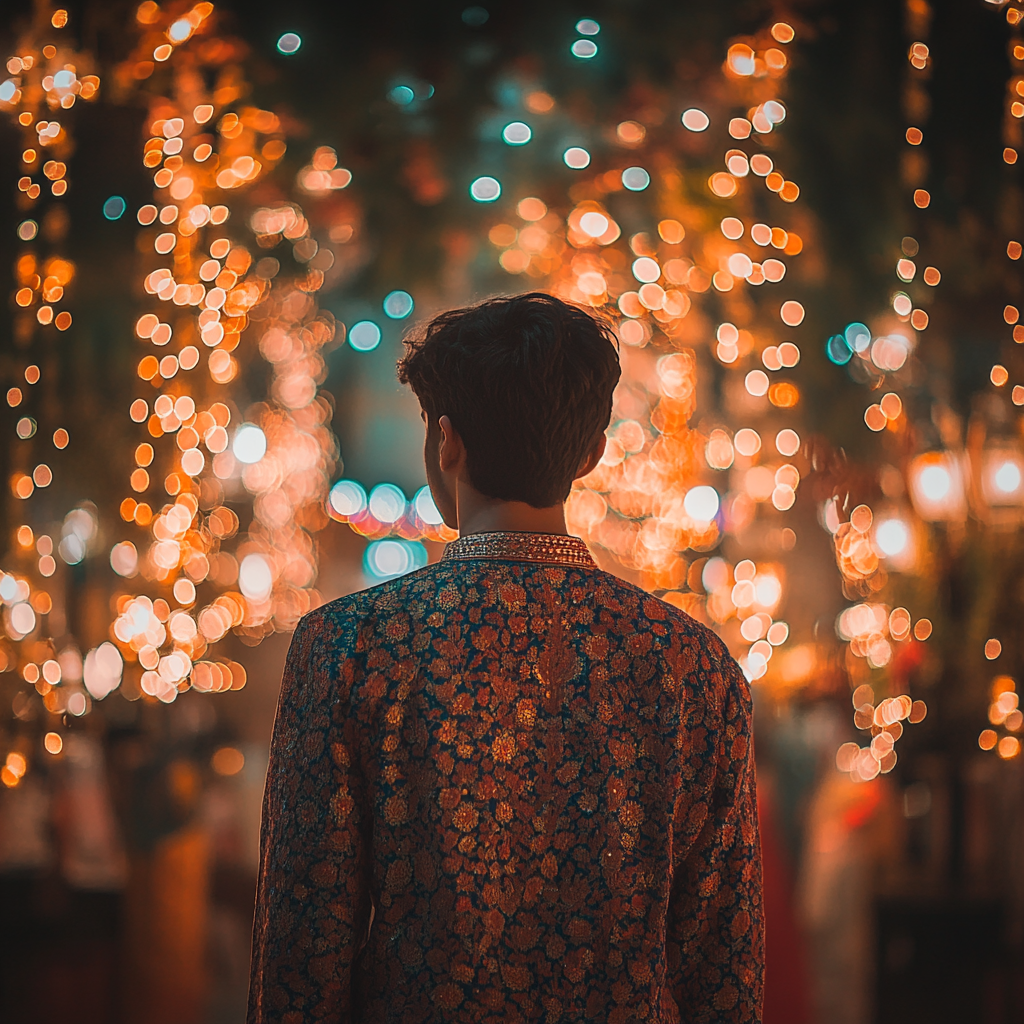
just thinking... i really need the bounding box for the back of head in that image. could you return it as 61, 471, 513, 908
398, 292, 621, 507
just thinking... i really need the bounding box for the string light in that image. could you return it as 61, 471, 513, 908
0, 2, 1010, 811
102, 1, 342, 700
0, 8, 102, 737
517, 22, 808, 693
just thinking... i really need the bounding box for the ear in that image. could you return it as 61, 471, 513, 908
437, 415, 466, 474
575, 433, 607, 480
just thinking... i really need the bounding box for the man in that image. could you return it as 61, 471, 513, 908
248, 292, 763, 1023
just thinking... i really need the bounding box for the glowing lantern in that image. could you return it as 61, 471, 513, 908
908, 452, 967, 522
981, 447, 1024, 507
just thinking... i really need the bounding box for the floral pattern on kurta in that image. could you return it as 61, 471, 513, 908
248, 533, 762, 1023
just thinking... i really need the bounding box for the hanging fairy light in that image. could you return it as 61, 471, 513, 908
451, 21, 806, 689
99, 1, 340, 701
812, 0, 945, 778
0, 7, 104, 776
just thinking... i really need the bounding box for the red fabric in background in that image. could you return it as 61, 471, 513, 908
759, 784, 813, 1024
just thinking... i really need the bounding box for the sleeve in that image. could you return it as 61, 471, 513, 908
247, 613, 373, 1024
666, 654, 764, 1023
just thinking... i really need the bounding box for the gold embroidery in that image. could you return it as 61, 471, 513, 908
442, 531, 596, 568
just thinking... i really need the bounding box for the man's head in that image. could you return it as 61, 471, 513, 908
397, 292, 620, 525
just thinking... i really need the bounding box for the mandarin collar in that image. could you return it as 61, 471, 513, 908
441, 531, 596, 568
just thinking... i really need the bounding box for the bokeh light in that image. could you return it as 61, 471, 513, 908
103, 195, 126, 220
364, 539, 428, 580
571, 40, 598, 59
349, 320, 382, 351
502, 121, 532, 145
470, 175, 501, 201
232, 424, 267, 464
383, 290, 415, 319
563, 147, 591, 169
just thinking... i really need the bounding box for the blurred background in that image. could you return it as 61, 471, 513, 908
1, 0, 1024, 1021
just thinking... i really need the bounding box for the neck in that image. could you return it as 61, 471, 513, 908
455, 482, 568, 538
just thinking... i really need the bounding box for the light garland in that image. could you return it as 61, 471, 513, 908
106, 2, 342, 702
0, 6, 103, 771
821, 0, 940, 781
547, 22, 806, 687
7, 4, 1019, 803
977, 0, 1024, 759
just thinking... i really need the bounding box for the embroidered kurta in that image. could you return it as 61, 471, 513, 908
248, 532, 762, 1024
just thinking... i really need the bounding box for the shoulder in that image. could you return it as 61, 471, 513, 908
277, 567, 441, 705
590, 568, 726, 649
293, 562, 450, 648
592, 569, 745, 707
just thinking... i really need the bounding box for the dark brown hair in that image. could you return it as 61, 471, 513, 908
397, 292, 621, 507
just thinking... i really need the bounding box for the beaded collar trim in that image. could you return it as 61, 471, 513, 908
441, 531, 596, 568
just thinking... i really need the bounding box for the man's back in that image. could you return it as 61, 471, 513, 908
248, 532, 762, 1023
